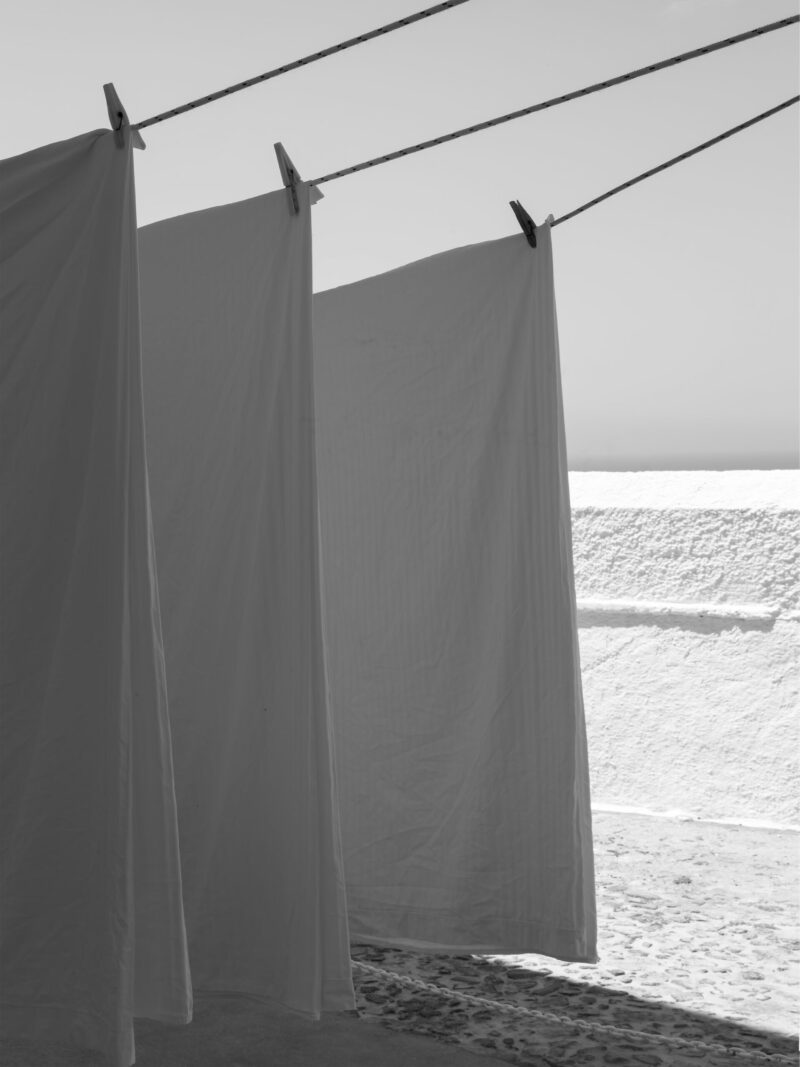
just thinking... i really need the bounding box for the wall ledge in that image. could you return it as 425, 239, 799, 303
593, 802, 800, 834
577, 597, 780, 623
568, 470, 800, 512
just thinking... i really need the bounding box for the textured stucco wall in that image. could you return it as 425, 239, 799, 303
568, 471, 799, 829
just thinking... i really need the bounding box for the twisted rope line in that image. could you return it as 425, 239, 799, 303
308, 15, 798, 185
353, 961, 798, 1064
133, 1, 472, 131
551, 95, 799, 227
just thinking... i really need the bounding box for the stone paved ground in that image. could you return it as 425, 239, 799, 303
351, 810, 800, 1066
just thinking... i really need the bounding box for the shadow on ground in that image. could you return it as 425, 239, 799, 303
0, 994, 509, 1067
1, 958, 796, 1067
351, 948, 799, 1066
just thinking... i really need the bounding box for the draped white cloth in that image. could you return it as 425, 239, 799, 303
0, 130, 192, 1066
138, 185, 354, 1016
313, 226, 597, 961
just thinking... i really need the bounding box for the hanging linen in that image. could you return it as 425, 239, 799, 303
0, 130, 192, 1067
313, 224, 596, 961
138, 184, 354, 1016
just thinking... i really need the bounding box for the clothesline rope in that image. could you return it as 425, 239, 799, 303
133, 1, 471, 131
551, 95, 800, 228
306, 15, 799, 186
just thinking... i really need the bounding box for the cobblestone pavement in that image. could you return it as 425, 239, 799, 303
351, 810, 800, 1066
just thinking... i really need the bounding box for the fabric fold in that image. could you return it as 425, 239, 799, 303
0, 128, 192, 1067
138, 183, 354, 1016
313, 225, 597, 961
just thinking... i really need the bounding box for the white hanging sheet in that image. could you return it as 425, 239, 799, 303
313, 225, 597, 960
138, 185, 354, 1016
0, 130, 192, 1067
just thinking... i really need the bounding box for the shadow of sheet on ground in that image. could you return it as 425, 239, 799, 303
0, 992, 512, 1067
1, 949, 796, 1067
351, 945, 799, 1066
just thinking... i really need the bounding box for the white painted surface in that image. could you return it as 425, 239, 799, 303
568, 470, 799, 828
577, 598, 781, 622
569, 469, 800, 511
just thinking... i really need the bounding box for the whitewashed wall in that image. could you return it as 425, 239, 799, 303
569, 471, 799, 829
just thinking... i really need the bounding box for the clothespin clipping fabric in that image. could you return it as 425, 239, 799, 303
274, 142, 323, 214
103, 83, 146, 150
509, 200, 537, 248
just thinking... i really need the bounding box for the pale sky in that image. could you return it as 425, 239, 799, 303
2, 0, 798, 468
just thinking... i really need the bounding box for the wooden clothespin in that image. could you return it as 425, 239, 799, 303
274, 142, 323, 215
509, 200, 536, 248
103, 83, 146, 150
